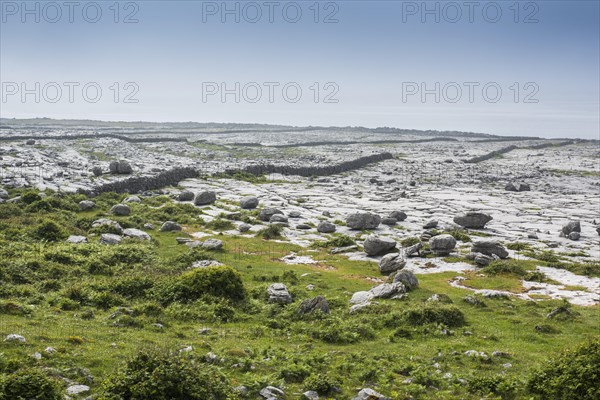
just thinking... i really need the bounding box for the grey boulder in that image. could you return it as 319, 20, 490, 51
429, 234, 457, 255
160, 221, 182, 232
562, 221, 581, 236
298, 296, 330, 314
110, 204, 131, 216
78, 200, 95, 211
123, 228, 151, 241
194, 191, 217, 206
378, 253, 406, 274
363, 235, 396, 256
267, 283, 292, 304
393, 269, 419, 291
471, 240, 508, 259
178, 190, 195, 201
259, 207, 283, 222
240, 196, 259, 209
346, 212, 381, 230
317, 221, 336, 233
453, 212, 493, 229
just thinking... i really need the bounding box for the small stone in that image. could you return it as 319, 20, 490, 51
100, 233, 122, 245
110, 204, 131, 216
160, 221, 182, 232
4, 334, 26, 342
194, 191, 217, 206
317, 221, 336, 233
240, 196, 259, 209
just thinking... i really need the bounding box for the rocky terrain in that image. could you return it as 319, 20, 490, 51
0, 119, 598, 399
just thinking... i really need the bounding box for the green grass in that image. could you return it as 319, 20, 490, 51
0, 190, 599, 399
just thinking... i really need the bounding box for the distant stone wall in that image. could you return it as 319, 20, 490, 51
86, 152, 394, 194
223, 152, 394, 177
0, 133, 187, 143
464, 140, 577, 163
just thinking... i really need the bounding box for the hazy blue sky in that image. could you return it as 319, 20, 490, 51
1, 1, 599, 138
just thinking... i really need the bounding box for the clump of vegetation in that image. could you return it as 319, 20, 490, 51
449, 230, 471, 242
528, 339, 600, 399
0, 367, 65, 400
304, 373, 341, 395
403, 305, 465, 327
312, 234, 355, 248
506, 242, 531, 251
31, 219, 67, 242
400, 237, 421, 247
102, 349, 234, 399
159, 265, 246, 304
204, 218, 234, 231
483, 260, 527, 276
256, 224, 283, 240
469, 374, 520, 399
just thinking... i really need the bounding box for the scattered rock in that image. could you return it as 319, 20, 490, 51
178, 190, 195, 201
123, 195, 141, 203
66, 385, 90, 395
381, 217, 397, 226
427, 293, 453, 303
239, 223, 251, 232
66, 235, 88, 244
302, 390, 320, 400
350, 291, 374, 305
568, 231, 581, 241
109, 160, 132, 174
4, 334, 26, 343
429, 234, 457, 255
270, 214, 289, 224
471, 240, 508, 259
330, 244, 358, 254
389, 211, 407, 221
0, 189, 8, 199
191, 260, 223, 268
453, 212, 493, 229
110, 204, 131, 216
298, 296, 330, 314
296, 223, 312, 230
123, 228, 151, 241
379, 253, 406, 274
363, 235, 396, 256
505, 182, 531, 192
369, 282, 406, 299
289, 211, 301, 218
240, 196, 259, 209
260, 386, 285, 399
100, 233, 122, 245
78, 200, 95, 211
404, 242, 423, 257
467, 252, 494, 266
160, 221, 182, 232
26, 139, 36, 145
317, 221, 336, 233
561, 220, 581, 236
259, 207, 284, 222
202, 238, 223, 250
423, 219, 438, 229
92, 218, 123, 234
194, 190, 217, 206
267, 283, 292, 304
352, 388, 390, 400
393, 269, 419, 290
346, 212, 381, 230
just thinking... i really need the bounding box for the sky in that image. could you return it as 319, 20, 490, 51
1, 0, 599, 139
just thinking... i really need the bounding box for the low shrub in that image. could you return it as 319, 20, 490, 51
160, 266, 246, 304
403, 305, 465, 327
256, 224, 283, 240
469, 374, 519, 399
483, 260, 527, 276
0, 367, 65, 400
102, 348, 234, 399
32, 219, 67, 242
528, 339, 600, 399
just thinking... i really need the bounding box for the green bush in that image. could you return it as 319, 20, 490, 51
256, 224, 283, 240
279, 364, 311, 383
469, 374, 519, 399
205, 218, 234, 231
312, 234, 355, 248
0, 204, 23, 219
528, 340, 600, 399
160, 266, 246, 304
32, 220, 67, 242
21, 191, 42, 204
483, 260, 526, 276
0, 368, 65, 400
403, 305, 465, 327
102, 349, 234, 400
400, 237, 421, 247
449, 230, 471, 242
304, 373, 341, 395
